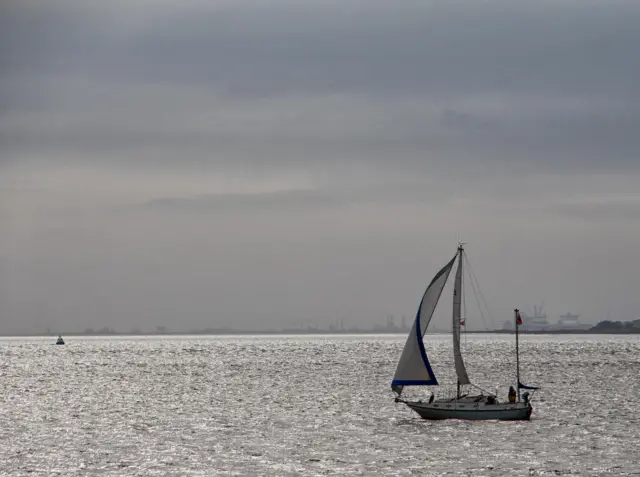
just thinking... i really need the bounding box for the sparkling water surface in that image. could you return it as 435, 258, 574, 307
1, 334, 639, 476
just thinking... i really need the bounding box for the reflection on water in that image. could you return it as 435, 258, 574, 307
0, 334, 638, 476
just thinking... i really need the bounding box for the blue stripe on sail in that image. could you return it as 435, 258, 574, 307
392, 304, 439, 388
390, 253, 455, 390
415, 304, 439, 385
391, 379, 436, 386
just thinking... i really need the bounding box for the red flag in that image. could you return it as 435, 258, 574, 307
516, 310, 523, 326
460, 320, 465, 326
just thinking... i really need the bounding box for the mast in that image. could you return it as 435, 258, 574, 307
456, 246, 461, 399
452, 243, 470, 396
514, 308, 521, 402
457, 246, 462, 399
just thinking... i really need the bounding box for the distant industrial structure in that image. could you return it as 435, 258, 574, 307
502, 303, 590, 331
371, 315, 410, 333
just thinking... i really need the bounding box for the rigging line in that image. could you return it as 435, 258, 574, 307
464, 251, 494, 327
462, 252, 467, 345
462, 252, 490, 331
462, 251, 495, 330
462, 250, 490, 320
468, 274, 489, 332
470, 382, 497, 397
452, 254, 457, 367
463, 253, 513, 392
464, 252, 512, 374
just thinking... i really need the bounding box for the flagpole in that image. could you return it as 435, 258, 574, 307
515, 308, 521, 402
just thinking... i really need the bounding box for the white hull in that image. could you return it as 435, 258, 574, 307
402, 396, 532, 421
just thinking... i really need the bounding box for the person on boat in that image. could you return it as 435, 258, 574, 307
508, 386, 517, 403
522, 391, 530, 404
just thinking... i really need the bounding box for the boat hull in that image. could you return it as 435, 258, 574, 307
405, 399, 532, 421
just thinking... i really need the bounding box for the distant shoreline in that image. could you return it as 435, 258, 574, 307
2, 328, 640, 337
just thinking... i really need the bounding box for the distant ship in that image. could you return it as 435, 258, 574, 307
503, 304, 551, 331
552, 313, 590, 331
502, 305, 590, 331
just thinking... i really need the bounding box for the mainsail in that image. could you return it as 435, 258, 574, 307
452, 251, 471, 385
391, 254, 456, 394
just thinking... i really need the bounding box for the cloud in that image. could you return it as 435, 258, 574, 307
2, 0, 640, 175
2, 1, 640, 333
144, 182, 453, 212
2, 76, 639, 178
4, 1, 640, 95
554, 196, 640, 221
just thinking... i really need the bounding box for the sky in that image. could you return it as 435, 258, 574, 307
1, 0, 639, 334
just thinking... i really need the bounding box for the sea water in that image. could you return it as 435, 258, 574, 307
0, 334, 638, 476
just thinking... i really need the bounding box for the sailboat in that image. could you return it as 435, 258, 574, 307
391, 243, 538, 421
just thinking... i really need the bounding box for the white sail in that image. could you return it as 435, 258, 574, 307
452, 251, 470, 385
391, 255, 456, 394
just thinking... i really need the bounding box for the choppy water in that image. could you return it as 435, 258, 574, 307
1, 334, 639, 476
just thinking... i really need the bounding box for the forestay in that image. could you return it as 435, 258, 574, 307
391, 254, 456, 395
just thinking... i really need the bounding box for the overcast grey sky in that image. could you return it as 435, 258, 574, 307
1, 0, 639, 334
